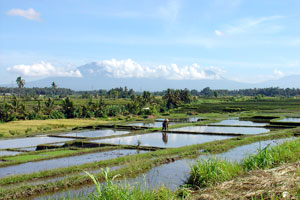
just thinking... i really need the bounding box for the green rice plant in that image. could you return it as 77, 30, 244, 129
188, 158, 243, 188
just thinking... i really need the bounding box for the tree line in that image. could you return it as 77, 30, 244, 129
0, 88, 194, 122
3, 86, 300, 98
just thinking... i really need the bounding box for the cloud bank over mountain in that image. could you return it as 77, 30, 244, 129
7, 61, 82, 78
7, 59, 224, 81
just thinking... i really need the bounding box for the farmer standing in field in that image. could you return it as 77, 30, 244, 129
162, 119, 169, 131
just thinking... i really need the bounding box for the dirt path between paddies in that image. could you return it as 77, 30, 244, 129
191, 161, 300, 200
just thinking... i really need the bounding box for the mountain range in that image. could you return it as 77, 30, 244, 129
5, 62, 300, 91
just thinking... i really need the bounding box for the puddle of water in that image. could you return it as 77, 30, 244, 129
127, 121, 177, 128
0, 149, 144, 178
211, 119, 268, 126
172, 126, 269, 135
35, 137, 295, 199
91, 132, 231, 148
0, 151, 22, 156
277, 118, 300, 122
0, 137, 73, 149
59, 129, 130, 138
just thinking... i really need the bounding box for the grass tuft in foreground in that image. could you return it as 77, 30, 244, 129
188, 138, 300, 190
242, 138, 300, 171
188, 158, 243, 188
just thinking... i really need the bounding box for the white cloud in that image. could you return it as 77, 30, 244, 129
215, 30, 224, 36
6, 8, 41, 21
7, 62, 82, 78
97, 59, 223, 80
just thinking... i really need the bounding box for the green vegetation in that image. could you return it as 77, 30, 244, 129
2, 84, 300, 199
188, 158, 243, 188
242, 138, 300, 171
81, 168, 184, 200
188, 138, 300, 192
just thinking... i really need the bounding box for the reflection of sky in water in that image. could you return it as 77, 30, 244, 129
37, 137, 296, 199
211, 119, 268, 126
0, 149, 143, 178
92, 132, 231, 148
0, 137, 73, 149
206, 137, 294, 163
0, 151, 21, 156
125, 138, 295, 191
128, 122, 177, 128
277, 118, 300, 122
60, 129, 129, 138
173, 126, 269, 135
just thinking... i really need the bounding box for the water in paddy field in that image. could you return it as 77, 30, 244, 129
91, 132, 231, 148
123, 137, 294, 191
59, 129, 130, 138
156, 117, 201, 122
211, 119, 268, 126
127, 121, 177, 128
172, 126, 270, 135
0, 150, 21, 156
0, 149, 145, 178
277, 117, 300, 122
0, 136, 73, 149
11, 165, 124, 189
37, 137, 295, 199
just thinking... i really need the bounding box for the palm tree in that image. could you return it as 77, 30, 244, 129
16, 76, 25, 89
51, 82, 57, 96
51, 82, 57, 90
16, 76, 25, 97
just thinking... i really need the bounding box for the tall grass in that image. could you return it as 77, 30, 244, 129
242, 139, 300, 171
188, 158, 243, 188
188, 139, 300, 189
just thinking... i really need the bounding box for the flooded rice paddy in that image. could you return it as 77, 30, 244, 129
156, 117, 201, 122
172, 126, 270, 135
91, 132, 231, 148
0, 136, 73, 149
127, 121, 177, 128
1, 116, 293, 199
128, 117, 201, 127
211, 119, 268, 126
59, 129, 130, 138
0, 150, 21, 156
123, 137, 293, 191
11, 165, 125, 189
277, 117, 300, 122
38, 137, 295, 199
0, 149, 144, 178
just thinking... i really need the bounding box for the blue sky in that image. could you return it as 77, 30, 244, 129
1, 0, 300, 85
